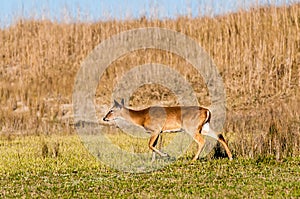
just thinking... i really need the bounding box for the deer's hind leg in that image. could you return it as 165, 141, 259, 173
202, 127, 233, 160
217, 134, 233, 160
190, 114, 207, 161
192, 132, 205, 161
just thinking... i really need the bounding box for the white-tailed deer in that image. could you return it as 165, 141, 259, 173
103, 99, 233, 161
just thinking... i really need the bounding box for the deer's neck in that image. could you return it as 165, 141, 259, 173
121, 107, 146, 126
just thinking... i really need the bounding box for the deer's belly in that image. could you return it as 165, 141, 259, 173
161, 122, 182, 133
162, 128, 183, 133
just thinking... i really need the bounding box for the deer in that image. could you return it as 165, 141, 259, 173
103, 99, 233, 162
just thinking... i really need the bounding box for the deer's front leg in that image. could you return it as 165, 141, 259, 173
149, 132, 168, 161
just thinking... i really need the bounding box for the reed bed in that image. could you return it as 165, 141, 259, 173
0, 3, 299, 158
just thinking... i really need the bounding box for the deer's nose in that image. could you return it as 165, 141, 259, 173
103, 117, 108, 122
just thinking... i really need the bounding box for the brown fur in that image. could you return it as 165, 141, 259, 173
103, 100, 233, 161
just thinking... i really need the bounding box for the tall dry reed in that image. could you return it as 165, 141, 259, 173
0, 4, 299, 158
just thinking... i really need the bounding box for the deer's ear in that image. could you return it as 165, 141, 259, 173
114, 99, 120, 107
120, 98, 125, 106
113, 99, 123, 108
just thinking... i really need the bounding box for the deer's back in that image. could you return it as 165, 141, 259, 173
140, 106, 210, 132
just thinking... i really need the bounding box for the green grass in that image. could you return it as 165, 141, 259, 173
0, 135, 299, 198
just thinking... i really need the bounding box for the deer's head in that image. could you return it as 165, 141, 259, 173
103, 99, 125, 122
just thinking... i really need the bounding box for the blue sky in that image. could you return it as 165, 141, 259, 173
0, 0, 298, 28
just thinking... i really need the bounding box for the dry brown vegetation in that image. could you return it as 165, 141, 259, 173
0, 4, 299, 158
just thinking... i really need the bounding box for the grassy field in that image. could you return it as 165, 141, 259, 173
0, 135, 299, 198
0, 2, 300, 198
